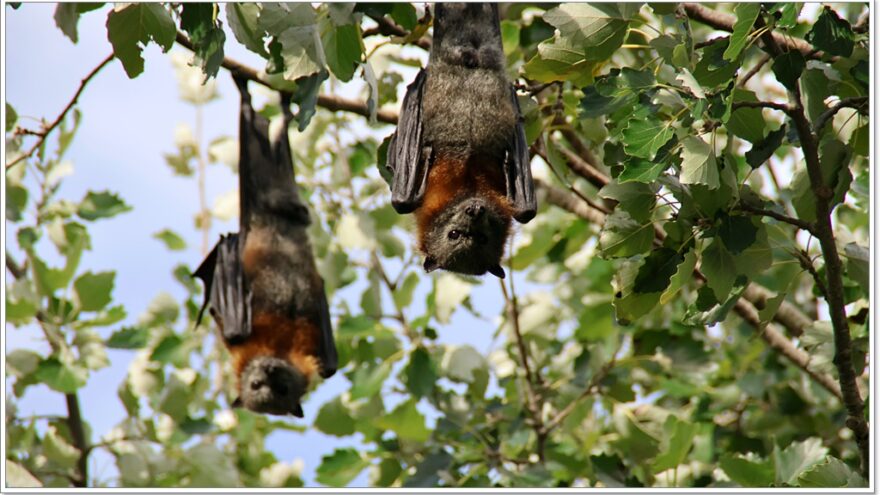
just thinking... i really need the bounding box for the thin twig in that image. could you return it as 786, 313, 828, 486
736, 203, 815, 232
731, 100, 792, 114
499, 277, 546, 460
543, 353, 617, 433
738, 53, 771, 87
364, 13, 431, 50
6, 53, 115, 170
814, 96, 869, 134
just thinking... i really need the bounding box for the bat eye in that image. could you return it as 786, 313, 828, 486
448, 230, 462, 240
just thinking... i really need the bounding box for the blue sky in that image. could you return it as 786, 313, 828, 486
5, 4, 533, 486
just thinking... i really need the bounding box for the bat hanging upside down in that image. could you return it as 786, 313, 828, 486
194, 75, 337, 417
387, 3, 537, 278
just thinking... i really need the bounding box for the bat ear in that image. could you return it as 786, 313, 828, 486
488, 265, 506, 279
291, 403, 304, 418
231, 397, 243, 409
423, 257, 440, 273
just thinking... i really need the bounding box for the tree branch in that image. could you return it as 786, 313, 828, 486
681, 3, 822, 59
542, 353, 617, 433
815, 96, 869, 134
535, 179, 605, 226
363, 13, 431, 50
736, 203, 815, 233
788, 83, 869, 475
732, 299, 843, 400
731, 100, 792, 114
5, 53, 115, 170
738, 53, 772, 87
64, 394, 89, 487
174, 33, 399, 125
499, 277, 546, 461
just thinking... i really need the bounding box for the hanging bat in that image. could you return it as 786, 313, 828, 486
194, 75, 337, 417
386, 2, 536, 278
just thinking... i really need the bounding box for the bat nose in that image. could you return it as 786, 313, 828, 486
250, 379, 266, 390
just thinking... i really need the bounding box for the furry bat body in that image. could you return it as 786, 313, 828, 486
387, 3, 536, 278
194, 76, 337, 417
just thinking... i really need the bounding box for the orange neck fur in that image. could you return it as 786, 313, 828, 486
227, 313, 321, 392
414, 153, 512, 248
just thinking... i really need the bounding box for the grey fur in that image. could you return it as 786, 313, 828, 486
421, 197, 509, 276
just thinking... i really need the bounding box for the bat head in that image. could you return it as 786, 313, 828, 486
431, 3, 504, 71
420, 196, 511, 277
234, 356, 307, 417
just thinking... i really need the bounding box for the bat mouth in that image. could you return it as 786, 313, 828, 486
238, 357, 306, 416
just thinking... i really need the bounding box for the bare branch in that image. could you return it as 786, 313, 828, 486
543, 354, 617, 433
736, 203, 815, 232
738, 53, 772, 87
682, 3, 823, 59
175, 33, 399, 125
815, 96, 869, 134
732, 299, 843, 400
5, 53, 115, 170
535, 179, 605, 225
363, 13, 431, 50
731, 100, 792, 114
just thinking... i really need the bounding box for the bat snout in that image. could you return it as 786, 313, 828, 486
240, 357, 308, 416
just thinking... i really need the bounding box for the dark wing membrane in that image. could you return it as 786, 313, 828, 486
388, 69, 428, 214
194, 234, 252, 344
316, 280, 338, 379
506, 85, 537, 224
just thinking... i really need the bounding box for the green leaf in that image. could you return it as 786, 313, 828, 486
798, 456, 867, 488
720, 453, 775, 487
6, 184, 28, 222
403, 346, 436, 398
745, 125, 787, 168
843, 243, 869, 295
723, 4, 760, 61
291, 70, 329, 131
807, 7, 855, 57
660, 250, 696, 304
150, 334, 188, 366
106, 3, 176, 78
777, 3, 802, 29
153, 229, 187, 251
278, 25, 324, 81
374, 399, 431, 442
523, 36, 596, 86
73, 271, 115, 311
726, 89, 766, 143
6, 102, 18, 132
5, 460, 42, 488
621, 109, 674, 160
599, 210, 654, 258
718, 215, 758, 255
441, 345, 486, 383
599, 179, 656, 222
349, 359, 392, 399
542, 3, 632, 61
6, 349, 41, 378
180, 3, 226, 79
185, 442, 240, 487
314, 396, 356, 436
701, 239, 737, 300
77, 190, 132, 221
651, 416, 698, 473
321, 23, 362, 82
612, 256, 662, 324
54, 3, 83, 43
580, 68, 656, 118
679, 136, 719, 189
5, 278, 39, 324
773, 437, 828, 485
106, 326, 149, 349
771, 51, 806, 92
634, 248, 683, 293
315, 448, 368, 487
226, 3, 267, 57
34, 357, 88, 393
141, 292, 180, 326
43, 425, 81, 469
692, 39, 738, 89
618, 157, 667, 183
